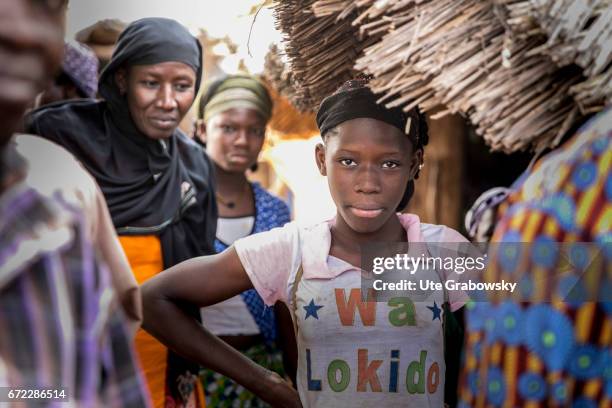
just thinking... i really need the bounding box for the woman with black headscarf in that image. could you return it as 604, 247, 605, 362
27, 17, 216, 408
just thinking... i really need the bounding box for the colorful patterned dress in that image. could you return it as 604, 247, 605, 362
458, 109, 612, 407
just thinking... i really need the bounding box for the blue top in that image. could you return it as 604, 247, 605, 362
214, 182, 291, 345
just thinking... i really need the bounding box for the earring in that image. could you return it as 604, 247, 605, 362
418, 163, 424, 170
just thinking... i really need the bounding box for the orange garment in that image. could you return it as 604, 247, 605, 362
119, 235, 206, 408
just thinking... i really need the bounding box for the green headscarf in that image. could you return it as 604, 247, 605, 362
199, 75, 273, 122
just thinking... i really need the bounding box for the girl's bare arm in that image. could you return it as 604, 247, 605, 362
141, 246, 301, 407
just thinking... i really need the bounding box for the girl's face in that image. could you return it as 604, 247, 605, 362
201, 107, 266, 173
315, 117, 421, 234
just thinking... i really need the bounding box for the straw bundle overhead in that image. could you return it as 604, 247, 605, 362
356, 0, 587, 152
270, 0, 611, 152
264, 44, 297, 101
312, 0, 357, 19
272, 0, 364, 111
502, 0, 612, 113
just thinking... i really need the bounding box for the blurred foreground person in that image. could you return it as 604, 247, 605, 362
459, 109, 611, 407
0, 0, 149, 406
28, 18, 217, 408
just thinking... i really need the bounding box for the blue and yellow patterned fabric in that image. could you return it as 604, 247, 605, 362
459, 109, 612, 407
213, 181, 291, 345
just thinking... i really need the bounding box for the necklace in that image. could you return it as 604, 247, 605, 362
215, 183, 250, 209
215, 193, 236, 208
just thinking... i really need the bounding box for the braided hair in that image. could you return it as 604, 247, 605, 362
397, 106, 427, 211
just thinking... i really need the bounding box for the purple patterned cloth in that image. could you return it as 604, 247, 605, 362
0, 180, 150, 407
62, 41, 99, 98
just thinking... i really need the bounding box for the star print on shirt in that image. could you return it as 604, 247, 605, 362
303, 299, 324, 320
427, 301, 442, 321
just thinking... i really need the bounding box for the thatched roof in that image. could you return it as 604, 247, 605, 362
271, 0, 364, 111
260, 46, 320, 142
268, 0, 611, 153
502, 0, 612, 113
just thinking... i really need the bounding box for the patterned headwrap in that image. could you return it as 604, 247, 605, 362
200, 75, 273, 122
62, 41, 99, 99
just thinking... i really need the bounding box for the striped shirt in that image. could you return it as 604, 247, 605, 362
0, 181, 150, 407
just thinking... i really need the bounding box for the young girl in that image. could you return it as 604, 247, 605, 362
142, 79, 468, 407
196, 75, 291, 407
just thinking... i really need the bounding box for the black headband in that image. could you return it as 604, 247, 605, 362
317, 81, 427, 211
316, 86, 419, 145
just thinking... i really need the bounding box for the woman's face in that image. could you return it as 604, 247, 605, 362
315, 118, 421, 234
202, 107, 266, 173
118, 61, 196, 140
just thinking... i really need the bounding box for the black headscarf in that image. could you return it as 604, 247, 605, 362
26, 19, 216, 403
316, 79, 429, 211
28, 17, 216, 263
99, 17, 202, 148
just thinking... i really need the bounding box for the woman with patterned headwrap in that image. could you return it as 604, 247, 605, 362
195, 75, 291, 407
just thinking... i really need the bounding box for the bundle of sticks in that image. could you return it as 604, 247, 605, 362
263, 44, 296, 100
356, 0, 585, 152
502, 0, 612, 113
271, 0, 364, 111
270, 0, 610, 152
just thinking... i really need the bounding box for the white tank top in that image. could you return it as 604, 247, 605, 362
200, 216, 259, 336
